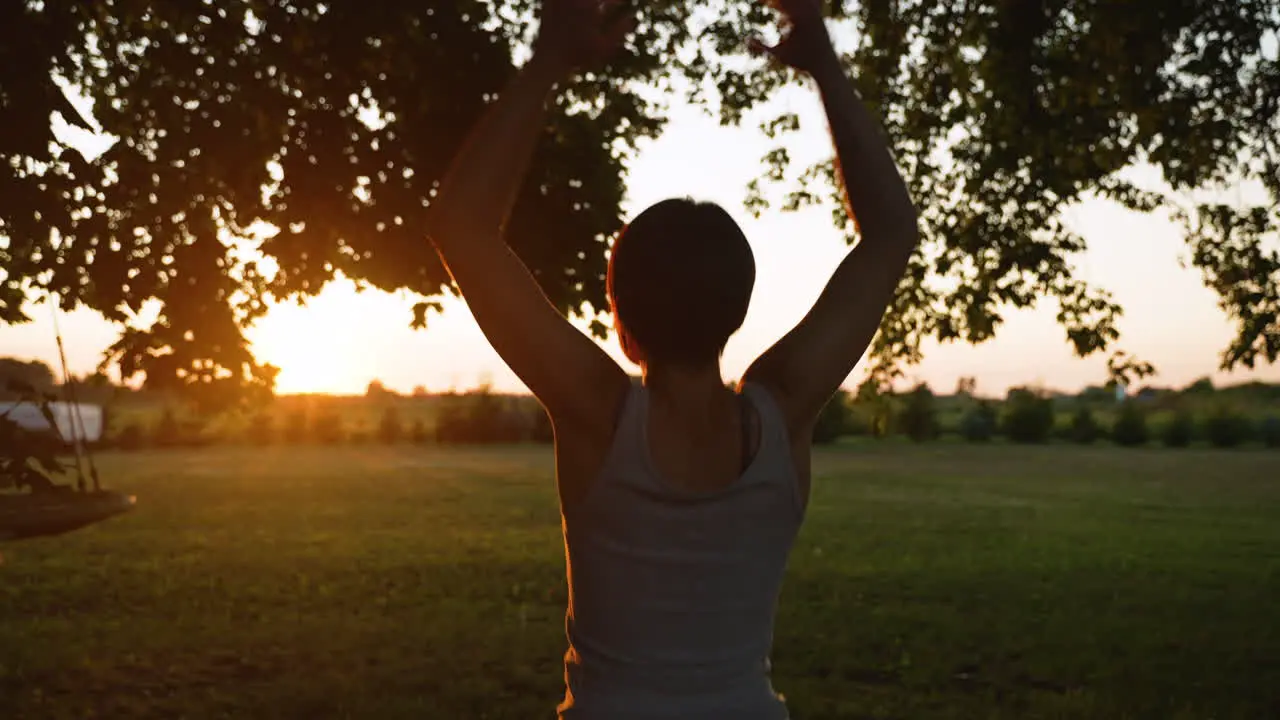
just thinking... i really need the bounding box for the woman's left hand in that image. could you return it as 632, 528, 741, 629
533, 0, 635, 72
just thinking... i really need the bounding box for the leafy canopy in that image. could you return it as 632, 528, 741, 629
2, 0, 1277, 408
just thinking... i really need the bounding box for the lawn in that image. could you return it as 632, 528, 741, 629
2, 444, 1279, 719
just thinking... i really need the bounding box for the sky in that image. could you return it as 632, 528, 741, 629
3, 50, 1278, 399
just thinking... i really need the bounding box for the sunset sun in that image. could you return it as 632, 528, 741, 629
246, 281, 380, 396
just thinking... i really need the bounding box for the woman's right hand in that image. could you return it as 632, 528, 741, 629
749, 0, 839, 76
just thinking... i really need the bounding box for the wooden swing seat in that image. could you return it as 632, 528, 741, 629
0, 489, 135, 541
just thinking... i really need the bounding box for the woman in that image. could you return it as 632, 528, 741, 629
424, 0, 920, 717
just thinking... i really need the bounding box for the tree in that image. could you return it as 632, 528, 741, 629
377, 405, 403, 444
0, 358, 57, 396
853, 380, 893, 439
1111, 401, 1150, 448
115, 422, 144, 451
741, 1, 1279, 383
244, 410, 277, 446
152, 407, 182, 448
1160, 406, 1195, 448
366, 380, 399, 399
1001, 387, 1055, 444
960, 400, 998, 443
1204, 404, 1252, 448
435, 387, 524, 445
1183, 377, 1217, 396
812, 389, 854, 444
899, 382, 938, 441
1078, 385, 1114, 404
531, 405, 555, 444
1067, 405, 1101, 445
409, 417, 429, 444
3, 1, 1277, 407
1261, 415, 1280, 449
281, 406, 309, 444
311, 408, 345, 444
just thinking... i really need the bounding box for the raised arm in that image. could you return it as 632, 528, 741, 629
423, 1, 633, 431
742, 0, 921, 432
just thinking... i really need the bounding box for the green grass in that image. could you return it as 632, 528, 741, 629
2, 444, 1279, 719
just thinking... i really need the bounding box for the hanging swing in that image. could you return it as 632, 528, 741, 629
0, 297, 135, 542
0, 487, 136, 542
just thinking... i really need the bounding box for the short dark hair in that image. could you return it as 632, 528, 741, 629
607, 198, 755, 367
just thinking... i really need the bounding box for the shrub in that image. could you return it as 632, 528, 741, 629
852, 382, 893, 439
1160, 407, 1195, 448
960, 400, 998, 442
530, 406, 554, 445
1078, 385, 1114, 403
434, 404, 466, 444
1111, 401, 1149, 447
899, 383, 939, 442
190, 425, 219, 447
1258, 415, 1280, 448
152, 407, 183, 448
1204, 405, 1251, 448
813, 390, 853, 445
1001, 388, 1054, 444
115, 422, 144, 451
409, 418, 430, 444
435, 389, 527, 444
842, 408, 873, 437
377, 406, 404, 444
1182, 377, 1216, 396
472, 392, 524, 443
311, 410, 345, 445
1068, 405, 1101, 444
281, 408, 309, 444
244, 411, 276, 446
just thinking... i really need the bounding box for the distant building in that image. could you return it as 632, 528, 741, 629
0, 401, 103, 443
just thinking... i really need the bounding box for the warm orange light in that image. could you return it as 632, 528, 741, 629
246, 281, 377, 395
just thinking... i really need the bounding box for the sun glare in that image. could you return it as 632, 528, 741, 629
246, 282, 381, 396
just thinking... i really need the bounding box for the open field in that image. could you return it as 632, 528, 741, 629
2, 444, 1279, 719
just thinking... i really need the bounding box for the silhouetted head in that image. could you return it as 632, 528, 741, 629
607, 198, 755, 369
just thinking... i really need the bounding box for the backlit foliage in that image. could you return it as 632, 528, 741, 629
2, 0, 1276, 408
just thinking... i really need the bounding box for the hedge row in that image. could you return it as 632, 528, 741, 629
81, 388, 1280, 452
817, 385, 1280, 449
104, 397, 553, 450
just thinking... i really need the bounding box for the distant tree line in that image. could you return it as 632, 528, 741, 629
5, 357, 1278, 452
814, 376, 1280, 449
103, 386, 554, 451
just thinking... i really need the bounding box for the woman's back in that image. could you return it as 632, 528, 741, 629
423, 3, 919, 716
557, 380, 806, 719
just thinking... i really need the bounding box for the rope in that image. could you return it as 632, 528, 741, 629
48, 296, 99, 493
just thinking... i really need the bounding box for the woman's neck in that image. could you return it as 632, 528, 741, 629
643, 362, 735, 423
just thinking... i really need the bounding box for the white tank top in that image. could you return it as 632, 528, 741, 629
557, 379, 806, 719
